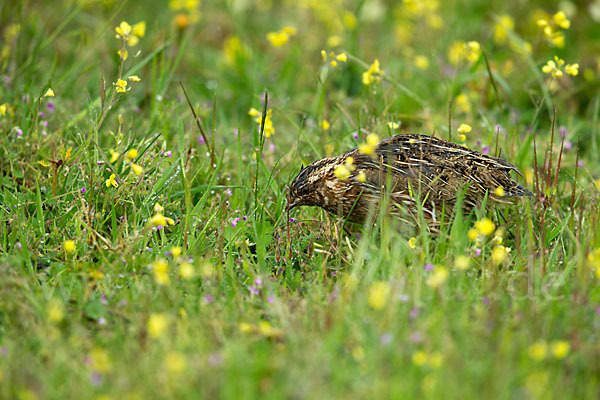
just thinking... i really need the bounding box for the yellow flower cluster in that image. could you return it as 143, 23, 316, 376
223, 36, 251, 65
334, 156, 356, 181
542, 56, 578, 78
321, 50, 347, 67
537, 10, 570, 48
457, 123, 471, 142
358, 133, 379, 156
114, 21, 146, 52
362, 59, 384, 85
150, 202, 176, 228
447, 41, 481, 65
239, 321, 283, 339
493, 14, 514, 45
528, 340, 570, 360
412, 351, 443, 368
169, 0, 201, 25
248, 107, 275, 137
147, 313, 168, 339
401, 0, 443, 29
267, 26, 297, 47
113, 75, 141, 93
587, 248, 600, 278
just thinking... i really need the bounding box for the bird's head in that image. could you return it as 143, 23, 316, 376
287, 158, 336, 210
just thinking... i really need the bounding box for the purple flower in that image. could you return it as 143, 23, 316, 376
15, 127, 23, 137
482, 297, 490, 306
268, 295, 274, 304
242, 216, 247, 221
409, 307, 420, 320
198, 136, 205, 144
596, 305, 600, 316
330, 271, 336, 277
42, 120, 48, 128
231, 217, 241, 227
248, 286, 259, 295
224, 188, 232, 197
120, 300, 128, 306
40, 111, 46, 117
424, 263, 433, 271
98, 317, 106, 325
165, 151, 172, 157
397, 294, 408, 303
90, 372, 103, 386
577, 160, 584, 168
254, 277, 263, 287
100, 294, 108, 305
269, 143, 275, 152
559, 126, 567, 137
380, 333, 393, 345
204, 295, 214, 304
233, 128, 239, 137
474, 248, 482, 256
156, 225, 164, 230
15, 242, 22, 250
564, 141, 572, 151
96, 161, 102, 165
81, 187, 86, 194
46, 102, 55, 113
352, 132, 359, 140
482, 145, 490, 154
494, 124, 506, 135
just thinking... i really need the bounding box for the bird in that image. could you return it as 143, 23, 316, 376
287, 133, 533, 227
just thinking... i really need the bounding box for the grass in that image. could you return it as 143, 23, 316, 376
1, 0, 600, 398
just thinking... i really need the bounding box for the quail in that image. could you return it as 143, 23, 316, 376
288, 133, 532, 225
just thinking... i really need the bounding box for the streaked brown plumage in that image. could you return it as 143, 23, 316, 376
288, 133, 532, 225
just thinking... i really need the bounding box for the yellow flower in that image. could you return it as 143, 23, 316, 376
150, 213, 167, 227
457, 123, 472, 133
47, 298, 64, 323
336, 53, 347, 62
267, 30, 290, 47
147, 313, 168, 339
154, 202, 165, 213
408, 237, 417, 249
165, 352, 186, 374
427, 266, 449, 288
388, 121, 400, 130
357, 171, 366, 183
367, 281, 391, 310
258, 321, 283, 339
334, 164, 350, 181
131, 163, 143, 175
448, 40, 465, 66
44, 88, 55, 97
528, 341, 548, 361
552, 11, 570, 29
132, 21, 146, 38
494, 186, 505, 197
321, 49, 327, 62
320, 120, 330, 131
475, 218, 495, 236
174, 13, 190, 29
0, 103, 7, 116
105, 173, 118, 188
542, 59, 563, 78
330, 60, 338, 67
358, 133, 379, 156
414, 55, 429, 70
126, 148, 138, 161
455, 255, 470, 270
428, 352, 443, 368
550, 340, 570, 359
412, 351, 428, 366
491, 245, 509, 265
343, 11, 358, 30
115, 79, 128, 93
179, 262, 195, 279
327, 35, 341, 47
565, 63, 578, 76
117, 49, 128, 60
170, 246, 182, 258
468, 229, 478, 241
128, 75, 141, 82
351, 346, 365, 361
90, 348, 112, 373
464, 41, 481, 62
455, 93, 471, 113
362, 59, 384, 85
115, 21, 132, 38
63, 240, 76, 253
109, 150, 120, 163
248, 108, 260, 117
494, 14, 514, 45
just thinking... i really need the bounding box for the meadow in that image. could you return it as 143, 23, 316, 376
1, 0, 600, 398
